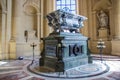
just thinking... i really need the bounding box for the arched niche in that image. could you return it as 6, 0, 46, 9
92, 0, 112, 40
93, 0, 112, 11
24, 5, 37, 36
23, 2, 40, 41
89, 0, 112, 55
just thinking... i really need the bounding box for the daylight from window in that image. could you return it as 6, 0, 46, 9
56, 0, 76, 14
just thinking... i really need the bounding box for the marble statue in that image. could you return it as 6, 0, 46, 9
97, 10, 109, 40
97, 10, 108, 28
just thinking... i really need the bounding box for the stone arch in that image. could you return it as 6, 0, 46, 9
23, 0, 40, 15
92, 0, 112, 40
23, 4, 40, 15
93, 0, 112, 11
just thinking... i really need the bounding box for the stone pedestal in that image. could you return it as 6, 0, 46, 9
9, 40, 16, 59
39, 9, 92, 72
98, 28, 108, 40
41, 33, 88, 71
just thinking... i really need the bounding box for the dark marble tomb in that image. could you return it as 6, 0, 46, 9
39, 9, 92, 72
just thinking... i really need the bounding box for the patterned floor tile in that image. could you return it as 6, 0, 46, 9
0, 71, 29, 80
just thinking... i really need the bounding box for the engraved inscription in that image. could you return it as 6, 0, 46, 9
69, 44, 83, 56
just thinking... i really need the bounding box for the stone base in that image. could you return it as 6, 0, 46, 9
90, 40, 111, 55
98, 28, 108, 40
40, 32, 90, 72
111, 40, 120, 56
44, 55, 88, 71
28, 61, 109, 78
9, 40, 16, 59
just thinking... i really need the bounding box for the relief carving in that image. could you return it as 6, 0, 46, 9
23, 0, 40, 15
96, 10, 110, 40
24, 30, 38, 42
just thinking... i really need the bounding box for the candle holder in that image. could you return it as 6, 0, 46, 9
96, 39, 106, 63
30, 42, 37, 65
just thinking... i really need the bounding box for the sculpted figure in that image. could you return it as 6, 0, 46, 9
97, 10, 108, 28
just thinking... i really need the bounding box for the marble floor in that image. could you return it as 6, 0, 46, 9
0, 54, 120, 80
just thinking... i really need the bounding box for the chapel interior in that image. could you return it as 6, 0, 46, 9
0, 0, 120, 80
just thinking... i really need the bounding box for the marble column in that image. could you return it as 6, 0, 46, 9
0, 0, 7, 60
37, 13, 40, 41
92, 11, 98, 40
77, 0, 89, 37
8, 0, 17, 59
111, 0, 120, 56
113, 0, 120, 39
44, 0, 55, 36
1, 12, 6, 60
40, 0, 43, 39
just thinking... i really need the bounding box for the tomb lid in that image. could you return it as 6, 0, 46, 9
46, 9, 87, 33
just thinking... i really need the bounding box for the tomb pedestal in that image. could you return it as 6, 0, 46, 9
39, 9, 92, 72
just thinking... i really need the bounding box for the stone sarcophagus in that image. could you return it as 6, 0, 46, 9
39, 9, 91, 72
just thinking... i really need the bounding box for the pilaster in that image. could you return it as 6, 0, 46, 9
36, 12, 40, 41
0, 0, 7, 60
43, 0, 55, 37
1, 12, 6, 59
78, 0, 89, 37
113, 0, 120, 39
111, 0, 120, 56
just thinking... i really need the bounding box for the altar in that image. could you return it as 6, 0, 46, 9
39, 9, 92, 72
